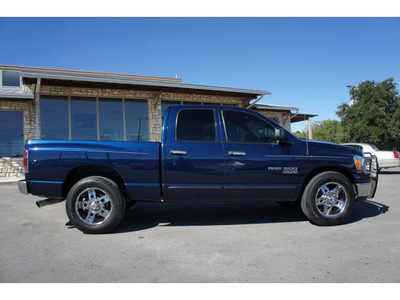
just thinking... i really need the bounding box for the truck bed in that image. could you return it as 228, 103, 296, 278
24, 140, 161, 201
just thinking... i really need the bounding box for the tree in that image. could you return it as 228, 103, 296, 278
312, 120, 344, 143
293, 120, 344, 143
336, 78, 400, 149
293, 130, 307, 139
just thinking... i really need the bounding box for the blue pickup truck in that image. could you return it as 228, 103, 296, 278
18, 105, 378, 233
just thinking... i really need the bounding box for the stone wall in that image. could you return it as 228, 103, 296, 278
0, 157, 24, 178
254, 109, 291, 131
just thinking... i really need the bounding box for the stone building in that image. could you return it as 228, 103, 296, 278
0, 64, 314, 178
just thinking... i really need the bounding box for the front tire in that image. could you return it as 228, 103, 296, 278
66, 176, 126, 234
301, 171, 355, 226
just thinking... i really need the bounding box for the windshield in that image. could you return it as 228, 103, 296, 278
370, 144, 379, 151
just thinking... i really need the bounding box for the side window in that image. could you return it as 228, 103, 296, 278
223, 110, 275, 143
176, 109, 215, 142
347, 145, 362, 151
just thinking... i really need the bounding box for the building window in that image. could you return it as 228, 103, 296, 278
99, 98, 124, 141
0, 111, 24, 157
40, 96, 69, 140
125, 99, 149, 141
40, 96, 149, 142
1, 71, 21, 87
71, 97, 97, 141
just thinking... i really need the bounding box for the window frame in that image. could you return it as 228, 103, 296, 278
175, 108, 217, 143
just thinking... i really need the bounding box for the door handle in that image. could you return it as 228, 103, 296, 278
228, 151, 246, 156
170, 150, 187, 155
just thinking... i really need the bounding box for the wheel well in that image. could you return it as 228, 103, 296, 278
63, 165, 127, 198
297, 166, 354, 201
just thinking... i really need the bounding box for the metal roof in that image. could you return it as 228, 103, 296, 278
0, 87, 34, 99
0, 64, 270, 97
253, 103, 298, 112
291, 113, 318, 123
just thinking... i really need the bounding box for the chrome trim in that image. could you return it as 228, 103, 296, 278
225, 184, 299, 190
18, 180, 28, 195
228, 151, 247, 156
170, 150, 187, 155
315, 182, 348, 217
356, 182, 372, 198
168, 185, 223, 190
36, 198, 64, 208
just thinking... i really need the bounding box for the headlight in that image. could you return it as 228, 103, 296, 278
353, 155, 365, 173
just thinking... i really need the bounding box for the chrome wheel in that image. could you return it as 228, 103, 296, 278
75, 187, 113, 225
315, 182, 348, 217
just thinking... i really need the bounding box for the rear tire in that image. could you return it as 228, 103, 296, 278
301, 171, 355, 226
66, 176, 126, 234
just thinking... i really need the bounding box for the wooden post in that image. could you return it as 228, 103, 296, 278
308, 117, 313, 140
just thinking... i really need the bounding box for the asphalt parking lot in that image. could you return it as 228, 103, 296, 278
0, 169, 399, 283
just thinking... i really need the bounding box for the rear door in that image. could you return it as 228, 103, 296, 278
163, 107, 224, 201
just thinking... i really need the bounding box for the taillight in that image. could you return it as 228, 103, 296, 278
23, 149, 28, 173
394, 151, 399, 159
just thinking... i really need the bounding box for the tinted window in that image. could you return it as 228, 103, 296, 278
71, 97, 97, 140
2, 71, 20, 87
99, 98, 123, 141
223, 110, 275, 143
41, 97, 69, 140
370, 144, 379, 151
0, 111, 24, 157
125, 99, 149, 141
176, 110, 215, 142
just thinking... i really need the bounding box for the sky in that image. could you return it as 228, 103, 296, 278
1, 16, 399, 132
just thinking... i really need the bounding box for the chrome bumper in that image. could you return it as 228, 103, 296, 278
18, 180, 28, 195
356, 182, 371, 198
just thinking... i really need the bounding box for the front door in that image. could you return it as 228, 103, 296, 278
163, 107, 225, 201
221, 109, 303, 201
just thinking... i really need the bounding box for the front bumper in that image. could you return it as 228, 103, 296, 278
18, 180, 28, 195
355, 182, 371, 198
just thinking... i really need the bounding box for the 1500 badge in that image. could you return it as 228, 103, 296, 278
268, 166, 298, 174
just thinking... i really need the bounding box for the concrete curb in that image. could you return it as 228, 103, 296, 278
0, 177, 23, 184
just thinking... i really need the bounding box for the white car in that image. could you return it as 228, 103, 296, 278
342, 143, 400, 170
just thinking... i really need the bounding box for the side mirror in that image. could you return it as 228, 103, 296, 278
275, 128, 285, 141
275, 128, 292, 145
